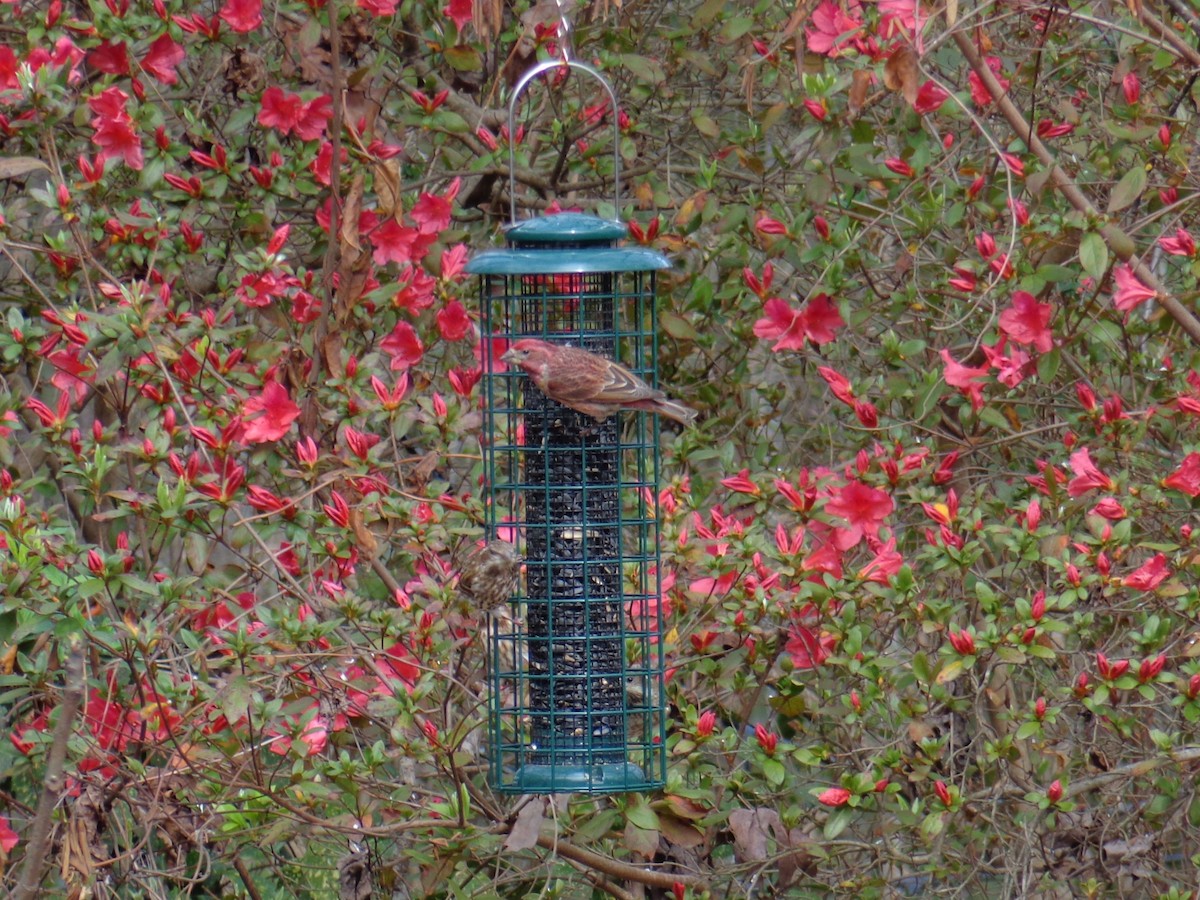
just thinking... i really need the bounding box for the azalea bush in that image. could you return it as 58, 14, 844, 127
4, 0, 1200, 897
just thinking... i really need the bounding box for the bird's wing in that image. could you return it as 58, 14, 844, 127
545, 347, 661, 404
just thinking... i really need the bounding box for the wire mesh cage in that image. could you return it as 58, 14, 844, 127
467, 213, 671, 793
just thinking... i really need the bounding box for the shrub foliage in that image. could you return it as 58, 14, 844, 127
4, 0, 1200, 896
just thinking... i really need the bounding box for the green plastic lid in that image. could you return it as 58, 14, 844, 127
466, 213, 671, 275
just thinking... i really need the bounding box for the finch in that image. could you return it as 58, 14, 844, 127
500, 338, 697, 425
456, 539, 522, 614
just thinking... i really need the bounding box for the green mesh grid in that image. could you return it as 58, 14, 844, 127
467, 214, 669, 794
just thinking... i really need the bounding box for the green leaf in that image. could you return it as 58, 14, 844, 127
443, 45, 481, 72
1107, 165, 1148, 213
1037, 347, 1060, 381
661, 310, 698, 341
691, 110, 720, 139
1079, 232, 1108, 279
621, 54, 665, 85
823, 806, 854, 840
625, 796, 660, 831
1015, 721, 1041, 741
762, 757, 786, 786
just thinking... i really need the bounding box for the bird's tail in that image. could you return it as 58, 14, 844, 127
638, 397, 698, 426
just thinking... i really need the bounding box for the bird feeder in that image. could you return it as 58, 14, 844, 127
467, 58, 671, 794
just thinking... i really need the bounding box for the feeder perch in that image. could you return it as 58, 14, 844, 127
467, 59, 671, 794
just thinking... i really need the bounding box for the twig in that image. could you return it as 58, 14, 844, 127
950, 29, 1200, 346
13, 641, 86, 900
535, 832, 704, 889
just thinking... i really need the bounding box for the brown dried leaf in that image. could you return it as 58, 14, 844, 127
341, 173, 364, 253
0, 156, 49, 180
504, 798, 545, 851
663, 794, 709, 821
729, 807, 782, 862
848, 69, 872, 116
884, 44, 920, 107
624, 821, 660, 857
907, 719, 933, 743
349, 508, 379, 558
0, 642, 16, 675
658, 812, 705, 849
375, 159, 401, 221
338, 849, 372, 900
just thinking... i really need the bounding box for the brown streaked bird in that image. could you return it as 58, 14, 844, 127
500, 338, 697, 425
456, 539, 522, 614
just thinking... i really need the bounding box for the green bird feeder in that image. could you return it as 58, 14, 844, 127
467, 58, 671, 794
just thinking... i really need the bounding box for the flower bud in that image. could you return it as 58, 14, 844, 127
934, 780, 952, 807
1046, 780, 1063, 803
1122, 72, 1140, 105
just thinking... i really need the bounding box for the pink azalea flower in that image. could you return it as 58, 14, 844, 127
1066, 447, 1114, 497
1112, 264, 1157, 313
242, 381, 301, 443
998, 291, 1054, 353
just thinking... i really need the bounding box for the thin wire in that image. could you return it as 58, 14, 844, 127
554, 0, 574, 63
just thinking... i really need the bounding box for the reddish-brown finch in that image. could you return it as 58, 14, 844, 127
456, 539, 522, 614
501, 338, 697, 425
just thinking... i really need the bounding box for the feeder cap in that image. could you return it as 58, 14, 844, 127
505, 212, 628, 244
466, 212, 672, 275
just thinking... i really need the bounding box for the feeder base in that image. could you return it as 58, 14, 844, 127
512, 762, 648, 794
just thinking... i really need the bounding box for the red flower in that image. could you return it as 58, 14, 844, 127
370, 219, 421, 266
805, 1, 864, 58
934, 780, 952, 807
786, 624, 836, 668
998, 291, 1053, 353
1111, 264, 1156, 313
825, 481, 893, 546
947, 628, 975, 656
913, 81, 949, 113
1159, 228, 1196, 258
1096, 653, 1129, 681
0, 815, 17, 853
884, 157, 914, 177
1138, 654, 1166, 683
1163, 451, 1200, 496
1122, 553, 1170, 591
1089, 497, 1126, 520
753, 294, 844, 351
1066, 447, 1113, 497
968, 56, 1009, 106
242, 381, 301, 443
818, 366, 855, 405
411, 179, 460, 233
89, 40, 130, 75
817, 787, 851, 807
1046, 781, 1063, 804
940, 349, 988, 410
1122, 72, 1140, 105
720, 469, 759, 495
1036, 118, 1074, 138
258, 87, 332, 140
695, 710, 716, 737
219, 0, 262, 32
88, 87, 142, 170
754, 723, 778, 755
359, 0, 400, 13
435, 300, 471, 341
381, 321, 424, 370
443, 0, 472, 30
141, 34, 185, 85
858, 536, 903, 584
754, 214, 788, 236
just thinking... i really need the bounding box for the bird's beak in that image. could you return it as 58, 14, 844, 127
500, 348, 518, 364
